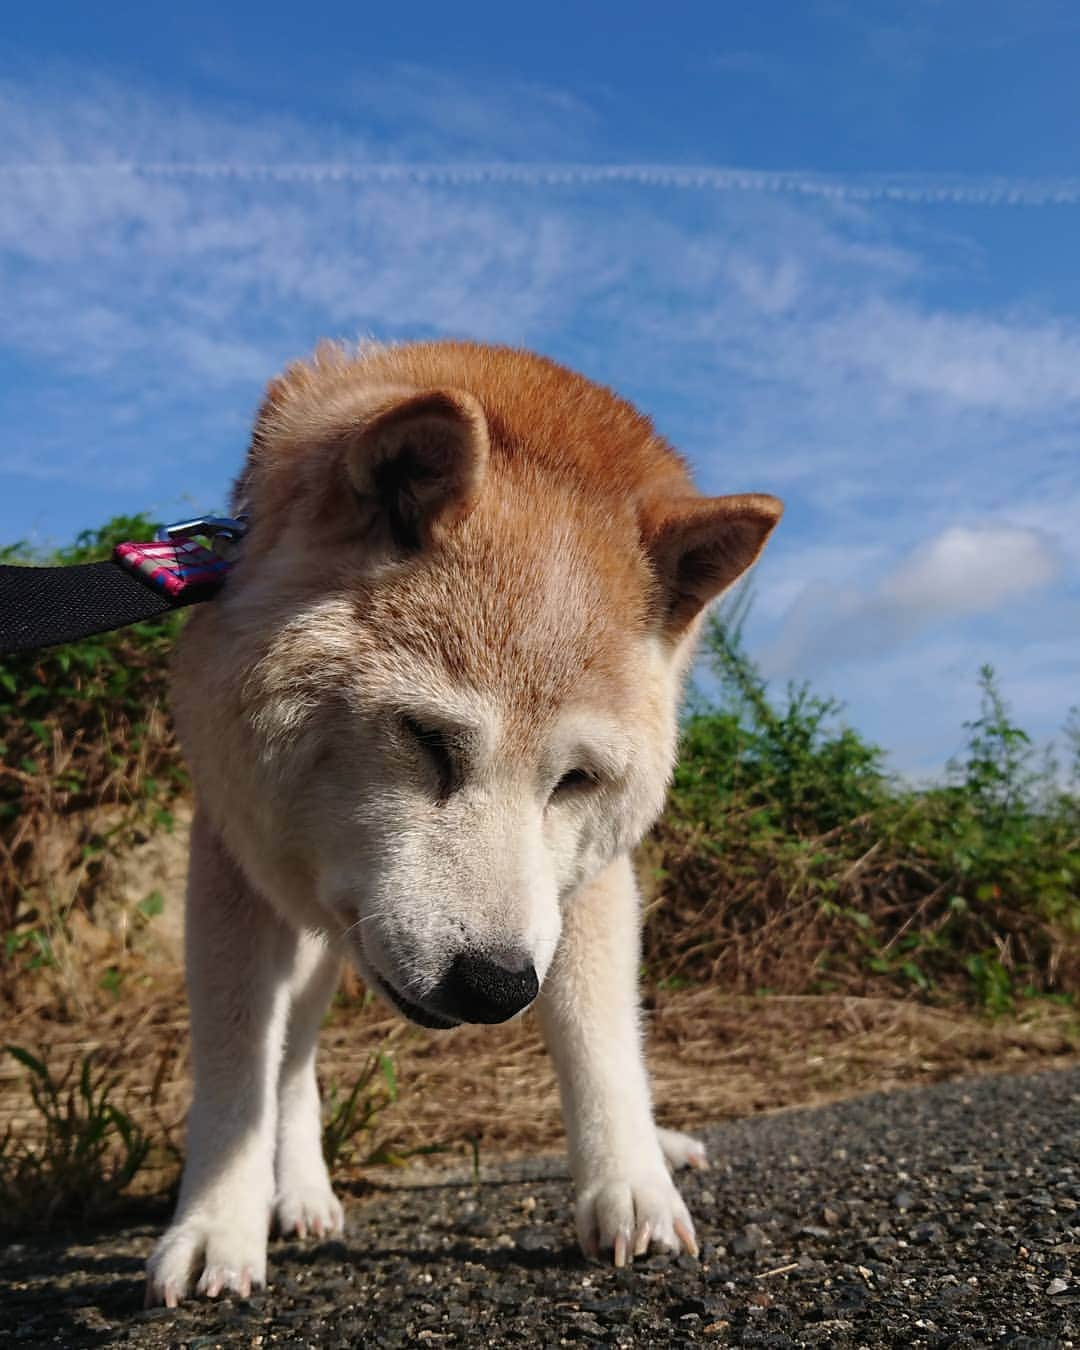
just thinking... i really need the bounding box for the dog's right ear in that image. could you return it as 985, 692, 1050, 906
344, 389, 490, 550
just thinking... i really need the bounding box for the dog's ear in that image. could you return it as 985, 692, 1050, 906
345, 389, 490, 550
643, 493, 783, 637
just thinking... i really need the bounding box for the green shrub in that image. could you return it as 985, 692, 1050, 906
649, 607, 1079, 1009
1, 516, 186, 995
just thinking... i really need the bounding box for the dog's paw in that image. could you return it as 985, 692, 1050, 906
145, 1217, 268, 1307
656, 1126, 709, 1172
576, 1169, 698, 1267
274, 1175, 345, 1241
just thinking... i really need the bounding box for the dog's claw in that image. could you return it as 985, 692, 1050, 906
274, 1180, 344, 1244
153, 1279, 181, 1310
633, 1221, 652, 1257
613, 1231, 629, 1267
674, 1218, 699, 1258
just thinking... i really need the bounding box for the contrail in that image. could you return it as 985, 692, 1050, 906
3, 160, 1080, 206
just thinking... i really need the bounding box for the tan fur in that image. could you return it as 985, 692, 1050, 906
147, 340, 781, 1306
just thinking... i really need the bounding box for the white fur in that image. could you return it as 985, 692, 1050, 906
145, 640, 706, 1304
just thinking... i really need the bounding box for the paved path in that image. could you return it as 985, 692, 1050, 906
3, 1066, 1078, 1347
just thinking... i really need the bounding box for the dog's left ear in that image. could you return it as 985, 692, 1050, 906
345, 389, 490, 550
643, 493, 783, 638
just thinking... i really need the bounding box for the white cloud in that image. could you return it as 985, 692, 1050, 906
809, 302, 1080, 413
725, 253, 804, 315
9, 159, 1080, 206
761, 524, 1064, 678
883, 525, 1062, 615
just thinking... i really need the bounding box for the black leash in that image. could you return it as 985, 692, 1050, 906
0, 560, 187, 655
0, 516, 245, 657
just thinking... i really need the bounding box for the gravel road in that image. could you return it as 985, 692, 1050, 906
3, 1066, 1077, 1348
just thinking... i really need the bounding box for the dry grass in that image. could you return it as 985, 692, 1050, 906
2, 950, 1076, 1202
645, 813, 1080, 1003
3, 810, 1077, 1200
315, 985, 1080, 1170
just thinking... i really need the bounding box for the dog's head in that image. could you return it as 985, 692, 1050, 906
175, 342, 780, 1027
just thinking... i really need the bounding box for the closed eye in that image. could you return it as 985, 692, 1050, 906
550, 766, 601, 799
400, 715, 459, 800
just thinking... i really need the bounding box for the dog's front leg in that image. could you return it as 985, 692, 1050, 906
274, 934, 343, 1240
145, 813, 295, 1306
538, 854, 703, 1265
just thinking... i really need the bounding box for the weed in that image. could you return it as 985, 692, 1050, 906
321, 1050, 448, 1173
965, 953, 1015, 1015
466, 1134, 482, 1187
0, 1044, 150, 1230
322, 1051, 400, 1170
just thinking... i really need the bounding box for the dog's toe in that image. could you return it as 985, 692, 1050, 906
274, 1181, 345, 1242
576, 1171, 697, 1266
656, 1127, 709, 1172
145, 1219, 268, 1306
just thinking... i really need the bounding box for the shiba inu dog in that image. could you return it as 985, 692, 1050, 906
145, 340, 781, 1306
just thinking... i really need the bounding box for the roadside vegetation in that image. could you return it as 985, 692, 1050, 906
1, 518, 1077, 1229
1, 516, 187, 1009
650, 594, 1080, 1014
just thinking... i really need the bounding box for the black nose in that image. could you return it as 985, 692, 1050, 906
435, 950, 539, 1024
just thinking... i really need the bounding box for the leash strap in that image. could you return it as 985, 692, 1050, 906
0, 559, 188, 654
0, 520, 243, 656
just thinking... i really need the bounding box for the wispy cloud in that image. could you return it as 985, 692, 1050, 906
341, 64, 602, 159
885, 526, 1062, 613
804, 302, 1080, 412
762, 524, 1065, 678
1, 65, 1078, 769
6, 160, 1080, 207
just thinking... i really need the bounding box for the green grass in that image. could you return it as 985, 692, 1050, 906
0, 1045, 150, 1231
322, 1051, 399, 1170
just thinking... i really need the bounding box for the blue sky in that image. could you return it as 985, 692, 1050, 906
2, 1, 1079, 776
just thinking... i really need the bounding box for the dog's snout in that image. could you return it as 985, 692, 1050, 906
436, 949, 539, 1024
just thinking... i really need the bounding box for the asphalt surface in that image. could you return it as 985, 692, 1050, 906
3, 1066, 1077, 1348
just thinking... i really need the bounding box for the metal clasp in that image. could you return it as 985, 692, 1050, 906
156, 515, 249, 556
